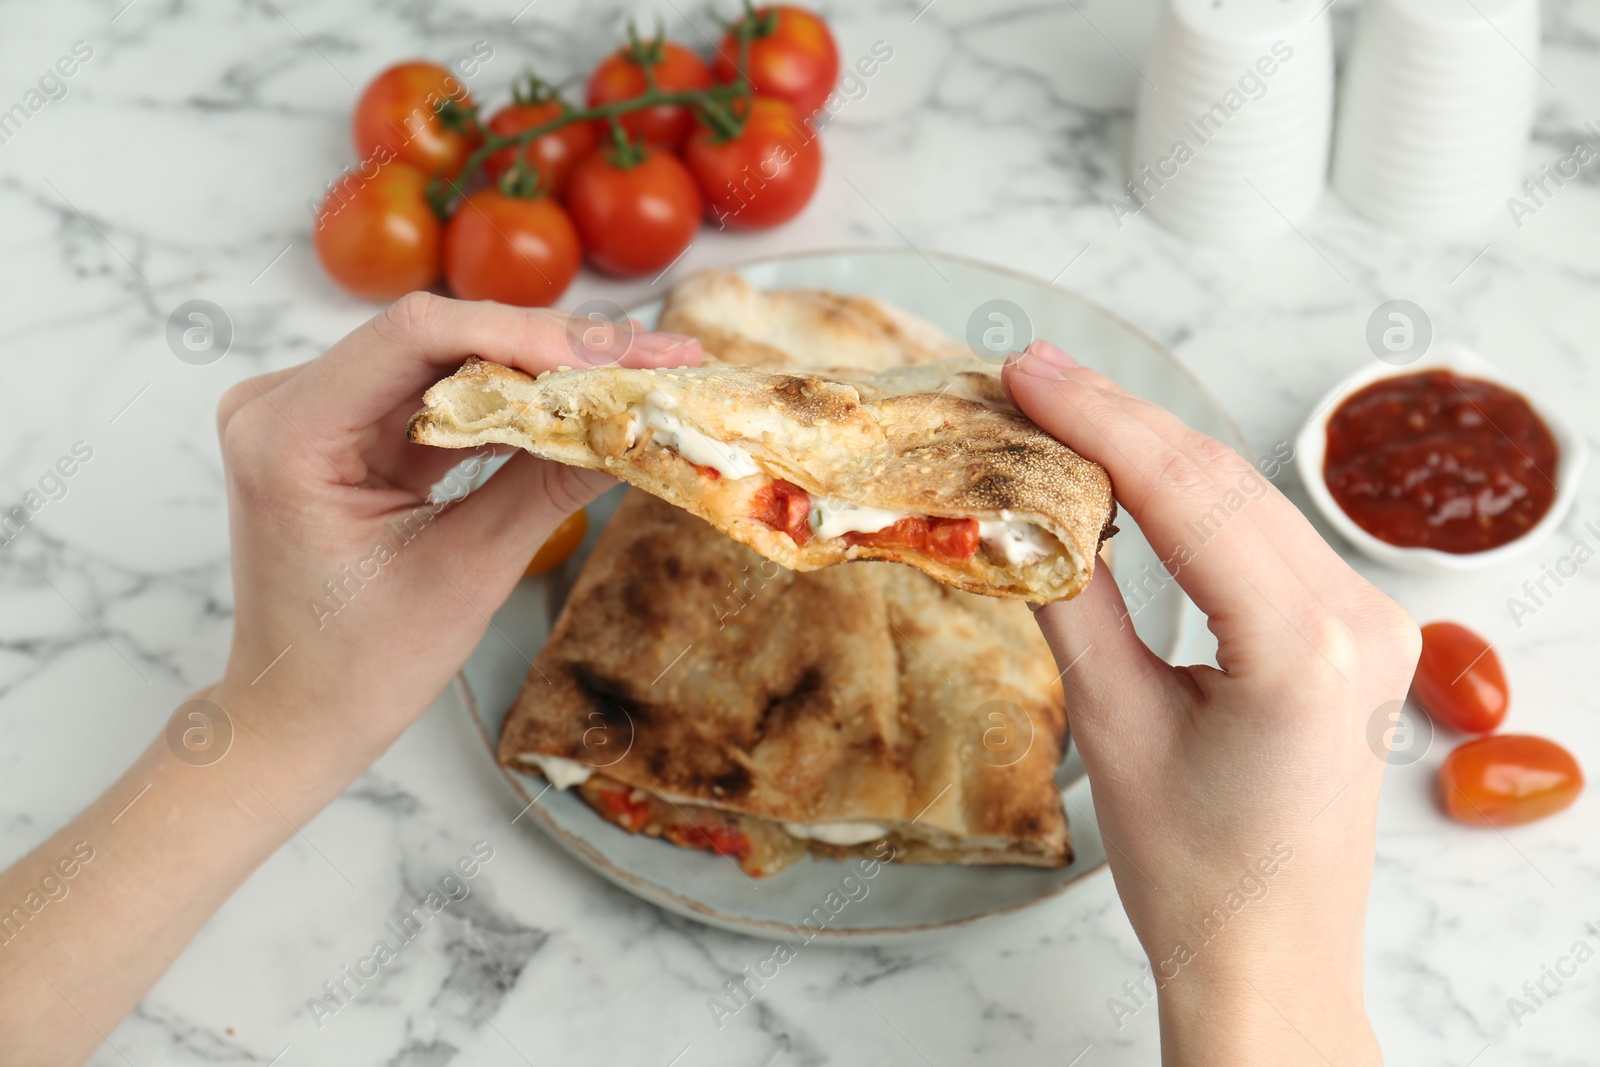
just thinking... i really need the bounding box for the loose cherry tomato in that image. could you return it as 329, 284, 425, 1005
715, 5, 839, 119
443, 189, 580, 307
1441, 735, 1583, 827
352, 61, 481, 177
313, 162, 441, 302
565, 145, 702, 276
684, 96, 821, 229
482, 95, 597, 198
1412, 622, 1509, 734
525, 509, 589, 575
586, 36, 712, 150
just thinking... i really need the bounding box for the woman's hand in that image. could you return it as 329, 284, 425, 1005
0, 294, 700, 1067
1006, 340, 1418, 1066
214, 293, 700, 777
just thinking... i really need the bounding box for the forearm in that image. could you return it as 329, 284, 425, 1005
0, 706, 369, 1067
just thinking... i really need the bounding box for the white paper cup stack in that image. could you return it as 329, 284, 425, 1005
1128, 0, 1334, 243
1333, 0, 1539, 236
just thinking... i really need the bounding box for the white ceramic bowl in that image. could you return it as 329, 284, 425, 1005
1294, 341, 1588, 573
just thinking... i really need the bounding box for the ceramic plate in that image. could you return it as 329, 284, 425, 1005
450, 248, 1246, 943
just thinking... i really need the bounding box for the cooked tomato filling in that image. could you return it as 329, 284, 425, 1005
749, 479, 812, 545
691, 462, 722, 480
844, 516, 980, 563
583, 778, 752, 862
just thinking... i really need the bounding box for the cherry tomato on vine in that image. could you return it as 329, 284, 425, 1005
313, 162, 441, 302
1440, 734, 1583, 827
566, 146, 703, 276
525, 509, 590, 575
714, 5, 839, 119
685, 96, 821, 228
443, 189, 581, 307
1411, 622, 1510, 734
482, 98, 597, 198
585, 37, 712, 150
352, 61, 481, 178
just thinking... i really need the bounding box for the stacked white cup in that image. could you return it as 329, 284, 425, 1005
1333, 0, 1540, 236
1127, 0, 1334, 243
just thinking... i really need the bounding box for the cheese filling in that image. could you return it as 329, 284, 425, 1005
978, 516, 1055, 565
808, 495, 910, 540
781, 820, 891, 846
637, 393, 762, 479
520, 754, 594, 791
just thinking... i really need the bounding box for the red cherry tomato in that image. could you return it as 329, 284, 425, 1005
443, 189, 580, 307
313, 162, 441, 302
715, 6, 840, 119
352, 61, 481, 178
565, 146, 702, 277
1440, 735, 1583, 827
684, 96, 822, 229
1412, 622, 1509, 734
586, 39, 712, 150
482, 99, 597, 198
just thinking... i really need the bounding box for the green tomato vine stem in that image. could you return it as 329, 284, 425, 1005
424, 14, 764, 218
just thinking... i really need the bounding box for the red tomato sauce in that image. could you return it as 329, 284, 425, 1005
749, 479, 812, 545
1323, 371, 1558, 553
844, 516, 981, 564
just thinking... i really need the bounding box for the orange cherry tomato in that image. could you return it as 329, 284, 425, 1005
482, 98, 597, 198
1412, 622, 1509, 734
1440, 734, 1583, 827
684, 96, 822, 229
313, 162, 441, 302
525, 509, 589, 575
352, 61, 480, 178
443, 189, 581, 307
585, 39, 712, 150
715, 5, 840, 119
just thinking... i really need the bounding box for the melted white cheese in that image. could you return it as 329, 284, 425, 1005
520, 754, 593, 791
638, 393, 762, 479
979, 517, 1054, 565
808, 496, 908, 540
781, 821, 891, 846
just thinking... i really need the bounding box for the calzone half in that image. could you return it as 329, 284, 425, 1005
500, 489, 1071, 877
409, 356, 1115, 603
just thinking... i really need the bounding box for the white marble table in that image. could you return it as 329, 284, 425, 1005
3, 0, 1598, 1063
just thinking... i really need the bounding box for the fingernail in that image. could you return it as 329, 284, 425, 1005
1016, 347, 1068, 380
1029, 339, 1080, 369
632, 332, 698, 355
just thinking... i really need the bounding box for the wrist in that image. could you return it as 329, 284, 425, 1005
204, 671, 393, 812
1155, 965, 1379, 1066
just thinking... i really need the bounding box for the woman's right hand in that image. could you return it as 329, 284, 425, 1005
1006, 339, 1418, 1066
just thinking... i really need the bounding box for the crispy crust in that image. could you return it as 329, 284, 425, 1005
657, 267, 972, 373
500, 490, 1071, 875
408, 357, 1115, 603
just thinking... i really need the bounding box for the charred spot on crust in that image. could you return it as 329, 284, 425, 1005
754, 666, 826, 744
963, 472, 1019, 506
571, 665, 645, 727
768, 375, 858, 421
706, 766, 753, 799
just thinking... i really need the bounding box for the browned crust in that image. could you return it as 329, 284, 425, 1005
657, 268, 973, 373
499, 491, 1071, 869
